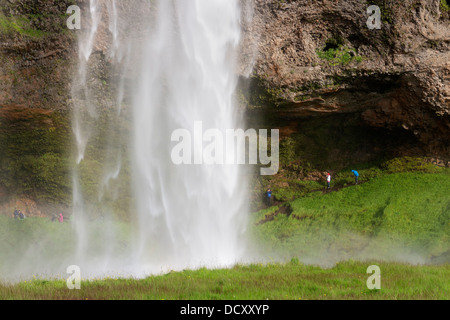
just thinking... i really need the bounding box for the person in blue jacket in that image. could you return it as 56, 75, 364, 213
266, 188, 272, 206
352, 170, 359, 184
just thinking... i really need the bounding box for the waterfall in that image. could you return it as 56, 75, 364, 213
71, 0, 248, 277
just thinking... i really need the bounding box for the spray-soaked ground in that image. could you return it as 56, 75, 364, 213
1, 213, 446, 284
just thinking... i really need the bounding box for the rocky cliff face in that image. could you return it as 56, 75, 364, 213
240, 0, 450, 158
0, 0, 449, 214
2, 0, 448, 157
0, 0, 77, 110
0, 0, 76, 215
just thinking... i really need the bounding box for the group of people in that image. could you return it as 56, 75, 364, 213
263, 170, 360, 205
51, 213, 64, 223
13, 209, 64, 222
326, 170, 359, 189
13, 209, 25, 220
261, 170, 360, 206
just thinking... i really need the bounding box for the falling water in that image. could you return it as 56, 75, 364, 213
70, 0, 248, 277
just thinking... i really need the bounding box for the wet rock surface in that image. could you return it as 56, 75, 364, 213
240, 0, 450, 158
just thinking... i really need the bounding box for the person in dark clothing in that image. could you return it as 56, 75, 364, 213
352, 170, 359, 184
266, 188, 272, 206
13, 209, 19, 220
18, 210, 25, 220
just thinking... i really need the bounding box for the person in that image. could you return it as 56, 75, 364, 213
18, 210, 25, 220
59, 213, 64, 223
352, 170, 359, 184
266, 188, 272, 206
13, 208, 19, 220
51, 214, 57, 222
326, 172, 331, 189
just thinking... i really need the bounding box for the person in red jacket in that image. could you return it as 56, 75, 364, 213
326, 172, 331, 189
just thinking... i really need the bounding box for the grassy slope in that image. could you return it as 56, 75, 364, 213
251, 170, 450, 264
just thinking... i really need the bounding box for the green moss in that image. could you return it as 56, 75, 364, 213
279, 137, 296, 165
317, 46, 363, 67
245, 76, 286, 108
0, 101, 133, 219
0, 12, 50, 38
0, 109, 72, 205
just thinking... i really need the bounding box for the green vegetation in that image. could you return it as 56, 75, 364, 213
250, 111, 432, 206
0, 109, 72, 205
316, 35, 363, 66
251, 169, 450, 263
1, 260, 448, 299
247, 79, 286, 108
0, 12, 50, 38
0, 106, 132, 219
441, 0, 450, 12
317, 46, 363, 66
75, 108, 133, 220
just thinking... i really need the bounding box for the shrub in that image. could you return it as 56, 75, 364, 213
381, 157, 439, 173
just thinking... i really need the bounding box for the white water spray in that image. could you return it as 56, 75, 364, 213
71, 0, 248, 277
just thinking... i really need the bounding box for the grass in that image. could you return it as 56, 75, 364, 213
252, 170, 450, 263
0, 260, 448, 300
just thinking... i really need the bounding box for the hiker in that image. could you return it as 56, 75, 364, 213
18, 210, 25, 220
326, 172, 331, 189
51, 214, 57, 222
266, 188, 272, 206
13, 209, 19, 220
352, 170, 359, 184
59, 213, 64, 223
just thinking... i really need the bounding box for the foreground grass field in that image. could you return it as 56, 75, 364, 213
0, 260, 448, 300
